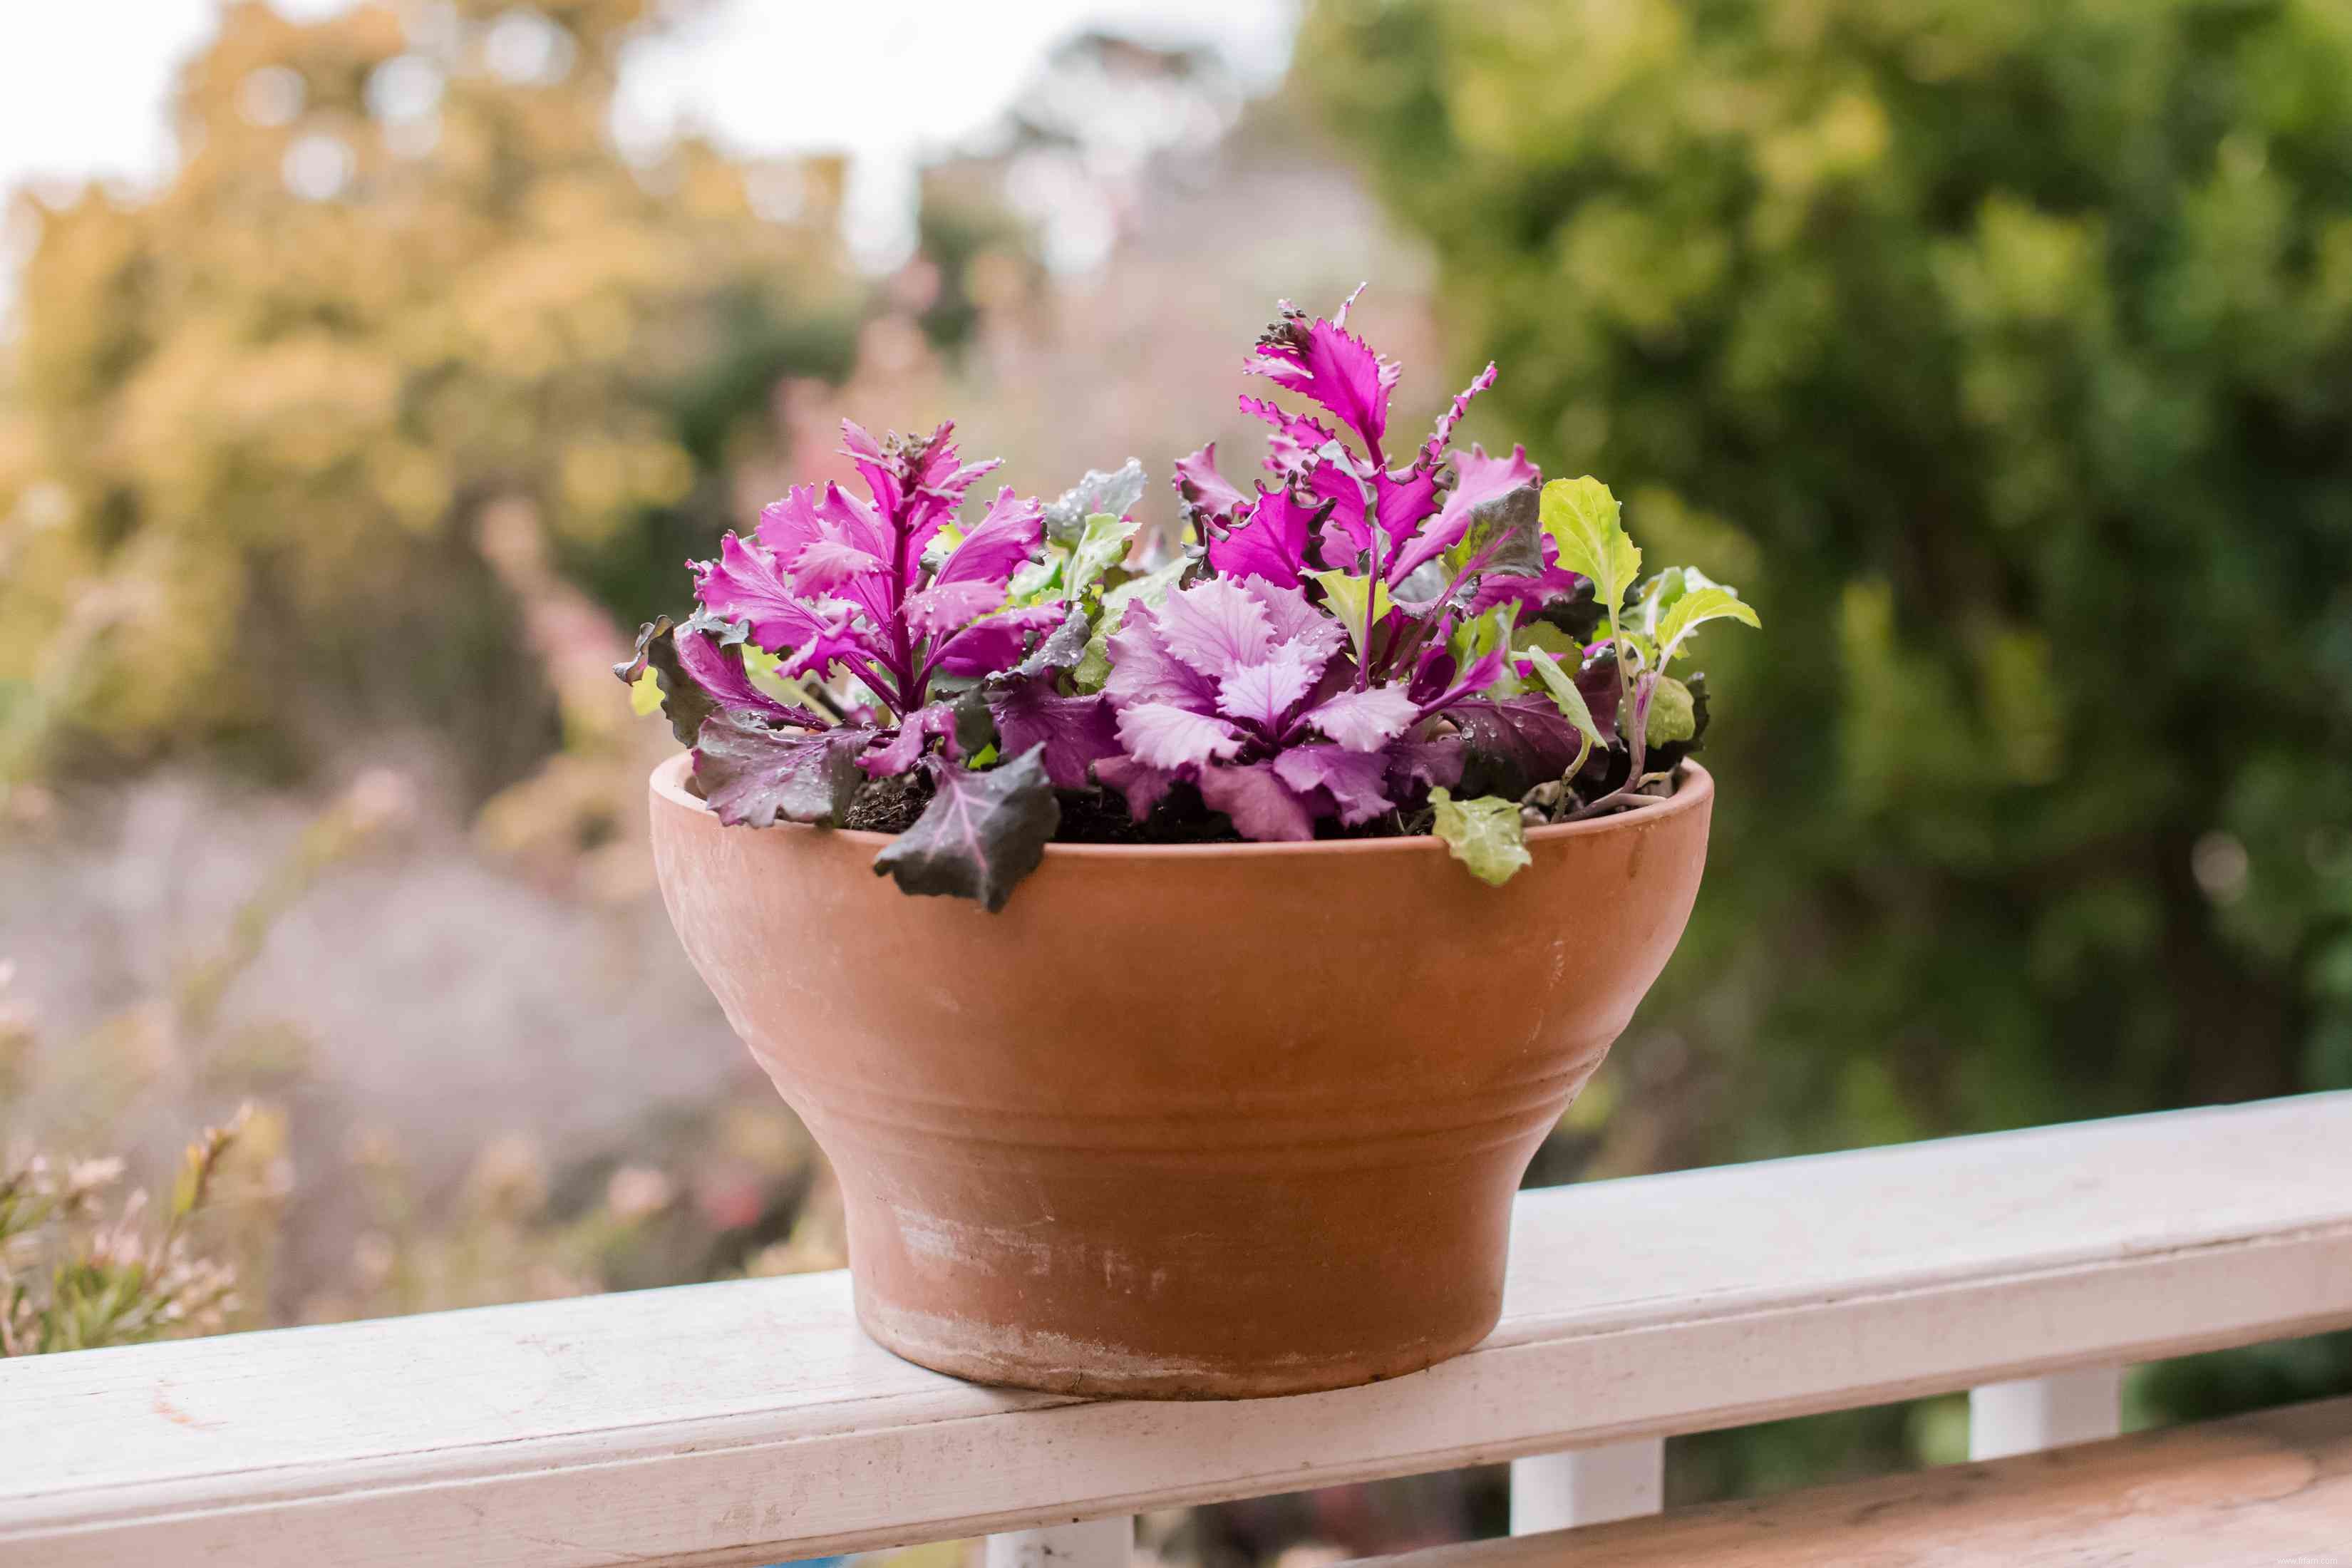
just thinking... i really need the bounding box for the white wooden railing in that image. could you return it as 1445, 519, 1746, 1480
4, 1093, 2349, 1567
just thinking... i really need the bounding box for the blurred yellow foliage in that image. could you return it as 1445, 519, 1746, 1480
0, 0, 857, 775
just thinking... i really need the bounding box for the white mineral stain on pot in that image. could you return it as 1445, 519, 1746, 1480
892, 1207, 1058, 1276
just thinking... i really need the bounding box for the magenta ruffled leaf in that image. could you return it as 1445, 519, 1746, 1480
1095, 755, 1181, 822
617, 614, 810, 748
1270, 743, 1395, 826
842, 419, 999, 570
1239, 395, 1341, 479
1389, 449, 1543, 584
1117, 701, 1246, 770
1172, 442, 1249, 524
904, 579, 1008, 640
1247, 294, 1402, 461
1103, 601, 1224, 710
1197, 760, 1317, 842
1155, 576, 1276, 676
693, 712, 875, 827
872, 749, 1059, 913
1217, 643, 1322, 731
1418, 362, 1498, 470
861, 702, 966, 778
1375, 468, 1444, 559
936, 488, 1047, 588
1308, 461, 1442, 580
1205, 485, 1324, 589
928, 601, 1068, 681
693, 532, 865, 661
787, 537, 891, 594
1469, 532, 1587, 619
674, 614, 827, 723
757, 482, 890, 571
1303, 683, 1420, 752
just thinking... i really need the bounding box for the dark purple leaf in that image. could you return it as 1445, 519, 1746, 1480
1387, 735, 1466, 797
693, 712, 875, 827
615, 616, 721, 750
1449, 695, 1588, 799
615, 616, 815, 749
987, 679, 1121, 790
872, 748, 1060, 912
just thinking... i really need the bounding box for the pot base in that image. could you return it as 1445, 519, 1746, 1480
854, 1276, 1499, 1401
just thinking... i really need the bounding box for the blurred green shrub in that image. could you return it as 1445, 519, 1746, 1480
0, 0, 859, 788
1302, 0, 2352, 1155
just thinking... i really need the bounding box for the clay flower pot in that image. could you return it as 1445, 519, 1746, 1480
649, 751, 1713, 1398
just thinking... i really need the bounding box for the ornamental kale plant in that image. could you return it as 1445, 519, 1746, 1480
617, 421, 1125, 909
1128, 287, 1760, 880
621, 289, 1758, 907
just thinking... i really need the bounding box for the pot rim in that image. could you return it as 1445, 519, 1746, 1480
650, 750, 1711, 861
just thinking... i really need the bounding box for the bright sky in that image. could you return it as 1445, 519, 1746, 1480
0, 0, 1297, 292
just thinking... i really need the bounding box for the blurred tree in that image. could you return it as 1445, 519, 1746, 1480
1301, 0, 2352, 1165
0, 0, 860, 789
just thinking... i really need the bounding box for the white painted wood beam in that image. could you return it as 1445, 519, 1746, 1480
985, 1515, 1133, 1568
1508, 1440, 1664, 1532
3, 1094, 2348, 1567
1969, 1365, 2123, 1460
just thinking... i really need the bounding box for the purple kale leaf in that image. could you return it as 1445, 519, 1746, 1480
873, 748, 1060, 912
616, 615, 726, 751
614, 612, 825, 749
1202, 484, 1328, 590
1247, 287, 1401, 463
693, 710, 876, 828
988, 678, 1121, 791
1175, 289, 1600, 755
1094, 575, 1433, 840
689, 419, 1054, 773
617, 418, 1097, 909
1446, 694, 1591, 801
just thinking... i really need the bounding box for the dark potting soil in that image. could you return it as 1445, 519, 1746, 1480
833, 767, 1681, 845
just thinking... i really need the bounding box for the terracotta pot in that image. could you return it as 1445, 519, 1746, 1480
648, 752, 1713, 1398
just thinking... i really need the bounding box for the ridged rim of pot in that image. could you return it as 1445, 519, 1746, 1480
649, 750, 1712, 860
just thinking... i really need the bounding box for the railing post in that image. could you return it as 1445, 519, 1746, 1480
1969, 1366, 2123, 1461
984, 1515, 1133, 1568
1509, 1439, 1664, 1533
